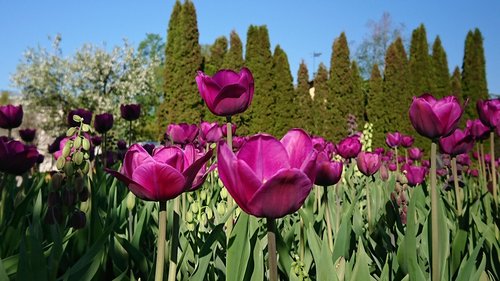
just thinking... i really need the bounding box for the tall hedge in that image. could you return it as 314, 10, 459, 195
222, 30, 244, 71
366, 64, 386, 148
296, 61, 314, 133
271, 45, 295, 136
409, 24, 434, 98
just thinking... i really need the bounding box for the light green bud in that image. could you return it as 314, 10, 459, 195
56, 156, 66, 170
72, 115, 82, 122
82, 138, 91, 151
200, 190, 207, 201
206, 208, 213, 220
66, 127, 77, 137
186, 211, 194, 223
73, 151, 84, 165
81, 124, 91, 132
126, 192, 135, 211
217, 202, 226, 215
190, 202, 199, 213
73, 137, 82, 149
220, 188, 228, 199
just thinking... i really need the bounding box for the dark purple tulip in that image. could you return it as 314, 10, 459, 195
472, 151, 479, 160
217, 129, 317, 218
409, 94, 465, 140
232, 136, 247, 151
19, 128, 36, 143
337, 136, 362, 159
221, 123, 237, 137
312, 136, 326, 151
68, 108, 92, 126
196, 67, 254, 116
142, 143, 155, 155
0, 104, 23, 129
91, 135, 102, 146
36, 154, 45, 164
69, 210, 86, 229
48, 136, 65, 154
439, 129, 475, 157
401, 135, 414, 148
469, 169, 479, 177
325, 142, 337, 156
436, 168, 448, 177
477, 99, 500, 129
484, 154, 491, 164
200, 122, 223, 143
385, 150, 394, 159
386, 132, 402, 148
117, 140, 127, 150
466, 119, 490, 141
167, 123, 199, 145
315, 151, 343, 186
422, 160, 430, 168
456, 154, 471, 166
0, 138, 39, 175
94, 113, 114, 134
402, 164, 426, 187
381, 155, 391, 163
408, 147, 423, 161
388, 162, 397, 171
397, 156, 406, 163
120, 104, 141, 121
356, 151, 382, 176
374, 147, 385, 155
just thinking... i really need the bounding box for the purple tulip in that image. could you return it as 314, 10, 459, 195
422, 160, 430, 168
466, 119, 490, 141
48, 136, 65, 154
117, 140, 127, 150
68, 108, 92, 126
312, 136, 326, 151
120, 104, 141, 121
94, 113, 114, 134
373, 147, 385, 155
0, 104, 23, 129
69, 210, 87, 229
167, 123, 199, 145
19, 128, 36, 143
337, 136, 362, 159
232, 136, 247, 151
221, 123, 237, 137
315, 151, 343, 186
477, 99, 500, 129
142, 143, 155, 155
402, 164, 426, 187
438, 129, 475, 157
36, 154, 45, 164
196, 68, 254, 116
469, 169, 479, 177
400, 135, 414, 148
386, 132, 402, 148
437, 168, 448, 177
409, 94, 465, 140
0, 138, 39, 175
107, 144, 213, 201
456, 153, 471, 166
388, 162, 397, 171
356, 151, 382, 176
379, 164, 389, 181
217, 129, 317, 218
408, 147, 423, 161
91, 135, 102, 146
200, 122, 223, 143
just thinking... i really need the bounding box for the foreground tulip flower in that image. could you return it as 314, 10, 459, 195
19, 128, 36, 143
408, 147, 423, 161
0, 104, 23, 131
94, 113, 114, 134
439, 129, 474, 157
315, 151, 343, 186
196, 68, 254, 116
401, 135, 414, 148
337, 136, 362, 159
167, 123, 199, 145
68, 109, 92, 126
217, 129, 316, 219
466, 119, 490, 141
200, 121, 223, 143
386, 132, 402, 148
402, 164, 426, 187
0, 138, 39, 175
356, 151, 382, 176
120, 104, 141, 121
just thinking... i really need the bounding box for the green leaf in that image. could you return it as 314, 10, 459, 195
190, 224, 225, 281
250, 234, 264, 281
0, 258, 10, 281
226, 213, 251, 281
307, 227, 335, 281
332, 200, 355, 262
350, 238, 371, 281
456, 238, 484, 281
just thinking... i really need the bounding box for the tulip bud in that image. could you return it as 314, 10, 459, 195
217, 202, 226, 215
48, 192, 61, 207
220, 188, 228, 199
191, 202, 199, 213
206, 208, 213, 220
126, 192, 135, 211
79, 188, 89, 202
200, 190, 207, 201
62, 190, 76, 206
69, 210, 86, 229
56, 157, 66, 170
186, 211, 194, 223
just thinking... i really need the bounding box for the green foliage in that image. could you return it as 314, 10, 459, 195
366, 64, 386, 148
0, 91, 11, 105
222, 30, 244, 71
295, 61, 314, 134
271, 45, 296, 137
431, 36, 451, 99
203, 36, 228, 76
409, 24, 434, 98
312, 63, 329, 138
450, 66, 462, 101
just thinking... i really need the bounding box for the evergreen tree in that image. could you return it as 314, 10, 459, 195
313, 63, 329, 138
431, 36, 451, 98
462, 28, 488, 120
204, 36, 227, 75
244, 25, 274, 135
222, 30, 244, 71
366, 64, 386, 148
296, 61, 314, 133
271, 45, 295, 136
450, 66, 462, 100
409, 24, 434, 98
350, 61, 365, 127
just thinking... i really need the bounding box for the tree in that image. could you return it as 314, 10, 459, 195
409, 24, 434, 98
295, 61, 314, 133
0, 91, 12, 105
204, 36, 228, 75
271, 45, 295, 136
313, 63, 329, 138
222, 30, 244, 71
450, 66, 462, 100
350, 61, 365, 134
355, 12, 405, 78
138, 33, 165, 63
366, 64, 386, 148
431, 36, 451, 98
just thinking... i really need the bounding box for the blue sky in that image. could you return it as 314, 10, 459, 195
1, 0, 499, 95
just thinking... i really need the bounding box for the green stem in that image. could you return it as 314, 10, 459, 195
430, 142, 440, 281
266, 218, 278, 281
225, 116, 234, 241
480, 143, 488, 187
299, 217, 304, 261
476, 145, 484, 191
128, 209, 134, 240
394, 147, 399, 173
315, 187, 321, 214
490, 132, 498, 207
335, 183, 341, 234
168, 199, 180, 281
451, 158, 462, 216
128, 121, 132, 147
8, 129, 11, 139
323, 186, 333, 252
366, 182, 372, 230
155, 201, 167, 281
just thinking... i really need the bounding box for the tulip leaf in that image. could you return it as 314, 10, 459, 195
0, 258, 8, 281
226, 213, 251, 281
250, 233, 264, 281
307, 226, 336, 281
332, 197, 355, 262
350, 238, 371, 281
275, 228, 293, 278
190, 224, 225, 281
455, 238, 484, 281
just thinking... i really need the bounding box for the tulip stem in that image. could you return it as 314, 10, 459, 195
366, 181, 372, 230
451, 157, 462, 216
315, 188, 321, 214
490, 132, 498, 208
335, 183, 341, 234
8, 129, 11, 139
103, 132, 107, 168
155, 201, 167, 281
430, 142, 440, 281
480, 143, 488, 189
168, 199, 180, 281
323, 186, 333, 252
476, 145, 485, 191
266, 218, 278, 281
394, 147, 399, 172
405, 149, 408, 163
299, 217, 305, 261
225, 116, 234, 241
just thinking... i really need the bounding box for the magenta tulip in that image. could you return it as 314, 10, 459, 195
221, 123, 237, 137
388, 162, 397, 171
456, 153, 471, 166
315, 151, 343, 186
312, 136, 326, 151
232, 136, 247, 151
386, 132, 402, 148
408, 147, 423, 161
466, 119, 490, 141
200, 121, 223, 143
402, 164, 426, 187
401, 135, 415, 148
107, 144, 212, 201
380, 164, 389, 181
196, 68, 254, 116
68, 108, 92, 126
374, 147, 385, 155
217, 129, 317, 218
120, 104, 141, 121
94, 113, 114, 134
0, 104, 23, 130
356, 151, 382, 176
409, 94, 465, 140
438, 129, 474, 157
477, 99, 500, 129
337, 136, 362, 159
0, 138, 39, 175
167, 123, 199, 145
19, 128, 36, 143
117, 140, 127, 150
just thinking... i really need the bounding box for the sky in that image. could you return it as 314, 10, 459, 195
1, 0, 499, 95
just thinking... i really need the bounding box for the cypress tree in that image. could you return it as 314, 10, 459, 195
222, 30, 244, 71
366, 64, 386, 148
313, 63, 329, 138
409, 24, 434, 98
296, 61, 314, 133
271, 45, 295, 136
450, 66, 462, 100
431, 36, 451, 98
244, 25, 274, 135
205, 36, 228, 75
462, 28, 488, 120
350, 60, 365, 132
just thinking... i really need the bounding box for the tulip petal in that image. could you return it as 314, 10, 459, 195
212, 69, 241, 86
153, 146, 186, 171
106, 169, 154, 200
433, 96, 462, 136
132, 162, 186, 201
212, 84, 248, 115
237, 134, 290, 181
409, 97, 442, 139
182, 148, 213, 190
281, 129, 313, 169
248, 169, 312, 218
122, 144, 154, 178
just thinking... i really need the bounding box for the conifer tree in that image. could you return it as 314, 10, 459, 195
351, 60, 365, 124
271, 45, 295, 136
296, 61, 314, 133
366, 64, 386, 148
450, 66, 462, 100
431, 36, 451, 98
313, 63, 329, 138
462, 28, 489, 120
409, 24, 434, 98
205, 36, 227, 75
222, 30, 244, 71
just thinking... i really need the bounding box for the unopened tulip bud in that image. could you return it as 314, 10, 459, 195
69, 210, 86, 229
186, 211, 194, 223
217, 202, 226, 215
206, 208, 213, 220
126, 192, 135, 211
79, 188, 89, 202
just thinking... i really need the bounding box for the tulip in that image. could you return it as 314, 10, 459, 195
337, 136, 362, 159
69, 210, 87, 229
106, 144, 213, 201
379, 164, 389, 181
94, 113, 114, 134
117, 140, 127, 151
312, 136, 326, 151
120, 104, 141, 121
0, 104, 23, 131
477, 99, 500, 129
221, 123, 237, 137
48, 136, 65, 154
388, 162, 397, 171
196, 68, 254, 117
422, 160, 430, 168
0, 138, 39, 175
314, 151, 343, 186
408, 147, 423, 161
68, 108, 92, 126
217, 129, 316, 219
91, 136, 102, 146
439, 129, 474, 157
36, 154, 45, 164
402, 164, 426, 187
401, 135, 414, 148
167, 123, 199, 145
19, 128, 36, 143
386, 132, 402, 148
468, 169, 479, 177
356, 151, 382, 176
373, 147, 385, 155
232, 136, 247, 151
466, 119, 489, 141
200, 121, 223, 143
456, 153, 471, 166
142, 143, 155, 155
